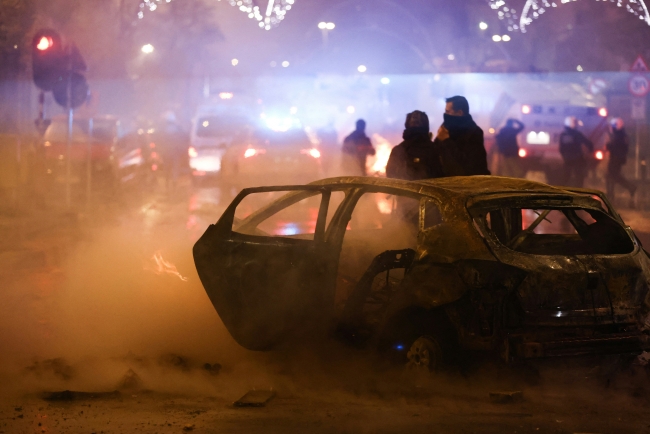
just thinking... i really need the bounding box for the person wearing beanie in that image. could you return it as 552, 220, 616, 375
433, 96, 490, 177
342, 119, 375, 176
386, 110, 441, 180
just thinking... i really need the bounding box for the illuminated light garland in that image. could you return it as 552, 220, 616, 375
137, 0, 172, 19
487, 0, 650, 33
218, 0, 295, 30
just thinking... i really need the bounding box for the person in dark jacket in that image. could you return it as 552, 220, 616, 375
559, 116, 593, 188
433, 96, 490, 177
495, 119, 525, 177
606, 118, 636, 204
342, 119, 375, 176
386, 110, 439, 180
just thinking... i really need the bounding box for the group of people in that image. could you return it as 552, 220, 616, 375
342, 95, 490, 182
341, 95, 636, 204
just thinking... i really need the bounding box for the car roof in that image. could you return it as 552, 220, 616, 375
309, 176, 597, 202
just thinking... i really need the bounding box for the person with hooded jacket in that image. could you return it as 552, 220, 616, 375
433, 96, 490, 177
342, 119, 375, 176
606, 118, 636, 204
559, 116, 593, 188
386, 110, 439, 180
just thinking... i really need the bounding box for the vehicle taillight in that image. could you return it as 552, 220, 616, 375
595, 150, 604, 160
149, 142, 156, 149
301, 148, 321, 159
244, 148, 266, 158
188, 147, 198, 158
152, 164, 158, 171
518, 148, 527, 158
598, 108, 608, 117
521, 104, 531, 114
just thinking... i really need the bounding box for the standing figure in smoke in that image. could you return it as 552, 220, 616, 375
386, 110, 439, 180
433, 96, 490, 177
606, 118, 636, 206
342, 119, 375, 176
495, 118, 525, 178
558, 116, 593, 188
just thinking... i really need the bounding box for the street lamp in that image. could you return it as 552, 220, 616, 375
318, 21, 336, 48
231, 58, 239, 66
479, 22, 488, 30
492, 35, 502, 42
141, 44, 154, 54
357, 65, 367, 73
502, 34, 511, 42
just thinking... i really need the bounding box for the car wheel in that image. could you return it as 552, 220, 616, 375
406, 336, 442, 372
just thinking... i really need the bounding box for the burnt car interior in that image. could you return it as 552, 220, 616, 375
334, 190, 443, 344
480, 206, 634, 256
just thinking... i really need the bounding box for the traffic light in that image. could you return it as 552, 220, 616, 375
32, 30, 89, 109
32, 29, 65, 92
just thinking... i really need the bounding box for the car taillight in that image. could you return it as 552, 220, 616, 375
188, 147, 198, 158
244, 148, 266, 158
518, 148, 527, 158
152, 164, 158, 171
595, 150, 604, 160
301, 148, 321, 159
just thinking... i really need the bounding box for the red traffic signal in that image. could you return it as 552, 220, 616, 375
32, 29, 65, 92
36, 36, 54, 51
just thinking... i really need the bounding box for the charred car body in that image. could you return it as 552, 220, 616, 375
194, 176, 650, 369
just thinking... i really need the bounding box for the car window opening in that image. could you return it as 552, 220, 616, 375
479, 207, 633, 256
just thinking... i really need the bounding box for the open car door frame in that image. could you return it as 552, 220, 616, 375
193, 185, 341, 350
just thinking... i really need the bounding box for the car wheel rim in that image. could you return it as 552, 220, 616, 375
407, 337, 438, 371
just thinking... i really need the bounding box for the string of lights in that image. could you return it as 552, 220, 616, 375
487, 0, 650, 33
137, 0, 295, 30
219, 0, 295, 30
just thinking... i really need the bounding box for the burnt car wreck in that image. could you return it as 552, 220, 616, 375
193, 176, 650, 370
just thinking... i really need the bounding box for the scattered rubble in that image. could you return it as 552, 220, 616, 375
41, 390, 121, 401
234, 390, 276, 407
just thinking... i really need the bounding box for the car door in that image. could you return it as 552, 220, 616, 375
193, 185, 345, 350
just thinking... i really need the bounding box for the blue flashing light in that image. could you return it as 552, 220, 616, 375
395, 344, 404, 351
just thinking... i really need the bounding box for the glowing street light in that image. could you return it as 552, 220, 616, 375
577, 65, 584, 72
492, 35, 502, 42
231, 58, 239, 66
381, 77, 390, 85
141, 44, 155, 54
502, 34, 511, 42
357, 65, 367, 73
326, 22, 335, 30
282, 60, 290, 67
479, 22, 488, 30
318, 22, 335, 30
447, 54, 455, 60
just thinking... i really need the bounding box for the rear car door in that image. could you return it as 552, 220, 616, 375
193, 185, 344, 350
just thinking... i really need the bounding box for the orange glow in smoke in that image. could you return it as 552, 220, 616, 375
148, 250, 188, 281
595, 150, 604, 160
518, 148, 527, 158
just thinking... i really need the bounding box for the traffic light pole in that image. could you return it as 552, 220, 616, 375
65, 51, 72, 209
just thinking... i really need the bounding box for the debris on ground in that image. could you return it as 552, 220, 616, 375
41, 390, 121, 401
234, 390, 276, 407
118, 368, 142, 390
158, 353, 192, 371
202, 363, 221, 376
25, 358, 75, 380
183, 423, 195, 431
489, 391, 524, 404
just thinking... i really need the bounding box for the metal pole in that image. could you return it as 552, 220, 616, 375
66, 58, 72, 208
86, 117, 93, 205
634, 120, 641, 180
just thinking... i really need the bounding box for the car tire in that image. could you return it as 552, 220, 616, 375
406, 336, 443, 372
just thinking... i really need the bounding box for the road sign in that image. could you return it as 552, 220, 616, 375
632, 98, 646, 120
631, 55, 649, 72
629, 74, 650, 97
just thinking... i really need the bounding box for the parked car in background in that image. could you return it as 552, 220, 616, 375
189, 113, 253, 183
43, 115, 121, 187
194, 176, 650, 371
220, 127, 323, 192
